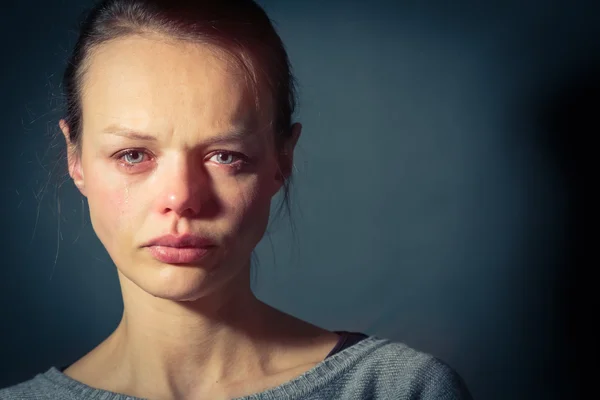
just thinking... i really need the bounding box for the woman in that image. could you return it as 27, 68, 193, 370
0, 0, 472, 399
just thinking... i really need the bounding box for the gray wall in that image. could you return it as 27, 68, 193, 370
1, 1, 596, 399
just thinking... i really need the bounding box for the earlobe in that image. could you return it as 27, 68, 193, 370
276, 122, 302, 181
270, 123, 302, 196
70, 158, 87, 197
288, 122, 302, 152
59, 119, 87, 197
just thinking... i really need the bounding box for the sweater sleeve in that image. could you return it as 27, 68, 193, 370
411, 357, 474, 400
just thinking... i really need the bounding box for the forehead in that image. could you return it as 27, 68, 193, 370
80, 35, 266, 135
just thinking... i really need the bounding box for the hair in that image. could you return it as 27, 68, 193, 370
61, 0, 298, 228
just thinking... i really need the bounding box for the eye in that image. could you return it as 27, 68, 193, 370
114, 149, 152, 167
209, 151, 245, 165
121, 150, 147, 164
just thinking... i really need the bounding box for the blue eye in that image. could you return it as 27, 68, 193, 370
121, 150, 146, 164
212, 152, 235, 164
210, 151, 248, 165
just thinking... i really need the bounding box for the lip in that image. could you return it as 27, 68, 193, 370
143, 234, 215, 264
144, 234, 215, 248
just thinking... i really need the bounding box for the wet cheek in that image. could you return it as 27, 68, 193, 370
87, 182, 137, 248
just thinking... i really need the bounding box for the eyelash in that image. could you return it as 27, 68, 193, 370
113, 149, 249, 170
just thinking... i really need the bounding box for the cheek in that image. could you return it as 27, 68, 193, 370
220, 173, 275, 240
85, 167, 138, 248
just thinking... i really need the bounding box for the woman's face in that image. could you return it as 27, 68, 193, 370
62, 35, 294, 301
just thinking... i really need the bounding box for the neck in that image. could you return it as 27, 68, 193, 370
65, 262, 337, 400
89, 263, 319, 399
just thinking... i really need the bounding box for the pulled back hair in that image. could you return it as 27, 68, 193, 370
62, 0, 298, 222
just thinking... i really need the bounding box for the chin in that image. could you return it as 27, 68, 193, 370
130, 262, 239, 302
147, 287, 209, 302
145, 265, 217, 300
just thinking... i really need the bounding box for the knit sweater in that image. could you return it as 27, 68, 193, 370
0, 335, 473, 399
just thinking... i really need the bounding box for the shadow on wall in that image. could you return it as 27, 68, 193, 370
528, 54, 598, 398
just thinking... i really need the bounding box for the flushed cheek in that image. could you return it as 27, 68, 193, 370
86, 177, 139, 258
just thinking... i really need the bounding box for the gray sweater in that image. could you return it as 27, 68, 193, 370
0, 336, 473, 399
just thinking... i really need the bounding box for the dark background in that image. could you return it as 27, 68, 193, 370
1, 1, 597, 399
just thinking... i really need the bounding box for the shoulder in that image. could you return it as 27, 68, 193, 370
320, 336, 473, 400
0, 368, 77, 400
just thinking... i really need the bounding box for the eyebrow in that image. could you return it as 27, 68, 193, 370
101, 124, 257, 146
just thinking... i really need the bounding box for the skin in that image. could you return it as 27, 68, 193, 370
59, 34, 339, 400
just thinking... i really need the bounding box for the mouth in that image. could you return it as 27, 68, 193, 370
143, 234, 216, 264
145, 245, 213, 264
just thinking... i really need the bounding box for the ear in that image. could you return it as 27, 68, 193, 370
59, 119, 87, 197
274, 122, 301, 188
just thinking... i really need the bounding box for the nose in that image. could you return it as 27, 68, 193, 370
154, 154, 210, 218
